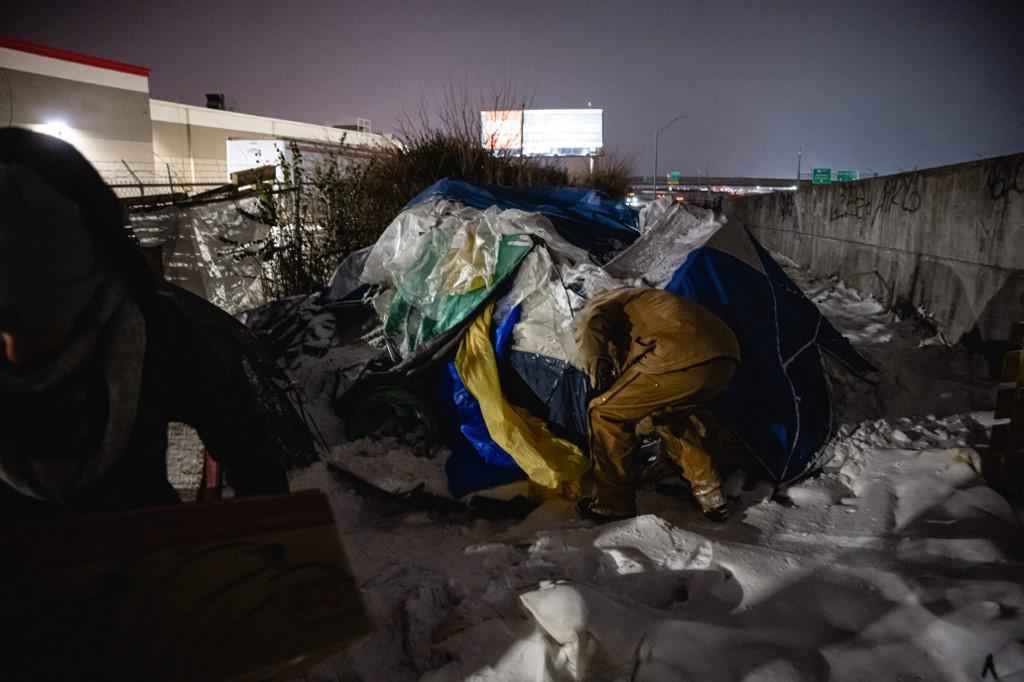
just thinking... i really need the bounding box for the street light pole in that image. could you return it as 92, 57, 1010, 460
653, 113, 687, 200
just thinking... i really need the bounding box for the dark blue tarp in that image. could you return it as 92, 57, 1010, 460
408, 179, 640, 258
506, 351, 589, 447
664, 228, 872, 482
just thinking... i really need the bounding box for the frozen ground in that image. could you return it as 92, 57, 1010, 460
278, 256, 1023, 682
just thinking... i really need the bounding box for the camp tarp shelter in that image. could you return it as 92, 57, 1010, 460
256, 183, 872, 498
404, 194, 873, 492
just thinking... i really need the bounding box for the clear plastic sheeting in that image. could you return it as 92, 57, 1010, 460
605, 199, 723, 288
505, 257, 628, 367
129, 197, 269, 313
636, 195, 673, 235
360, 199, 597, 358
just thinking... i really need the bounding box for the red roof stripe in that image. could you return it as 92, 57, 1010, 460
0, 38, 150, 77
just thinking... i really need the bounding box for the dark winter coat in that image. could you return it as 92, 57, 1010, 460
0, 282, 320, 518
0, 127, 318, 518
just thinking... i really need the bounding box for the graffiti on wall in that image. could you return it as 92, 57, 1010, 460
829, 173, 923, 223
829, 183, 872, 221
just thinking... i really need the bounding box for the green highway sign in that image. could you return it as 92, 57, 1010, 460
836, 169, 859, 182
667, 170, 681, 185
812, 168, 832, 184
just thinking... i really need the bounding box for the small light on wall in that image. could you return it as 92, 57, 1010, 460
39, 120, 75, 143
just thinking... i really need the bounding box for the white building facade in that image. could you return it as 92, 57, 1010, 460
0, 38, 394, 188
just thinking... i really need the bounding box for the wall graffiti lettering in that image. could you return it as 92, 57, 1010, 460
829, 184, 871, 221
988, 157, 1024, 201
827, 173, 923, 223
874, 173, 923, 220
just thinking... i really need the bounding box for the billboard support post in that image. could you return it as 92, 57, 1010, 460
520, 101, 525, 158
653, 113, 686, 200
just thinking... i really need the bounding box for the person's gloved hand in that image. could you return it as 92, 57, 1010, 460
587, 356, 616, 394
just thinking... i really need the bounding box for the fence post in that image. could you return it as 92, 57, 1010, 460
121, 159, 144, 197
166, 163, 175, 204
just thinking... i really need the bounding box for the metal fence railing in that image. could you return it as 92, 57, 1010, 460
111, 182, 244, 212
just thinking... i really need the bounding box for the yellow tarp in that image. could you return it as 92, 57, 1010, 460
455, 304, 588, 497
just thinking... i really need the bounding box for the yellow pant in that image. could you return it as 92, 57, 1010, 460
587, 358, 737, 513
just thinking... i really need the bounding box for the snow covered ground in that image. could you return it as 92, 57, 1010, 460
283, 259, 1023, 682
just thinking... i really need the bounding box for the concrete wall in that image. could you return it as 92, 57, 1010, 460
0, 49, 155, 183
722, 154, 1024, 341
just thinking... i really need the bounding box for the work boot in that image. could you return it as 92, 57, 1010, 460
693, 486, 729, 523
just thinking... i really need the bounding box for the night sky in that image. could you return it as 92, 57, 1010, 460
9, 0, 1024, 178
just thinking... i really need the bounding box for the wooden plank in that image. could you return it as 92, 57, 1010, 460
2, 491, 369, 681
1001, 350, 1023, 383
231, 164, 276, 187
1010, 321, 1024, 350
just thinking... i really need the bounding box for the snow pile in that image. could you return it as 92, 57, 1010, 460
424, 416, 1021, 682
284, 246, 1020, 681
326, 432, 451, 500
289, 409, 1022, 682
807, 280, 896, 346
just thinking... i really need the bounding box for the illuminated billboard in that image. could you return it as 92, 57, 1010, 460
481, 110, 523, 153
481, 108, 603, 157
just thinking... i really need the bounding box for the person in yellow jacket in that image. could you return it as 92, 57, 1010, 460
575, 287, 741, 522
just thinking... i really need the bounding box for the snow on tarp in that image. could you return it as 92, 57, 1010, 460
605, 200, 722, 286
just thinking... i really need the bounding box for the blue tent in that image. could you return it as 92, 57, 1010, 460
663, 224, 874, 482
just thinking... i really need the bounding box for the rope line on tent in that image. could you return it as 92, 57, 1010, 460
782, 315, 823, 369
764, 260, 804, 484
